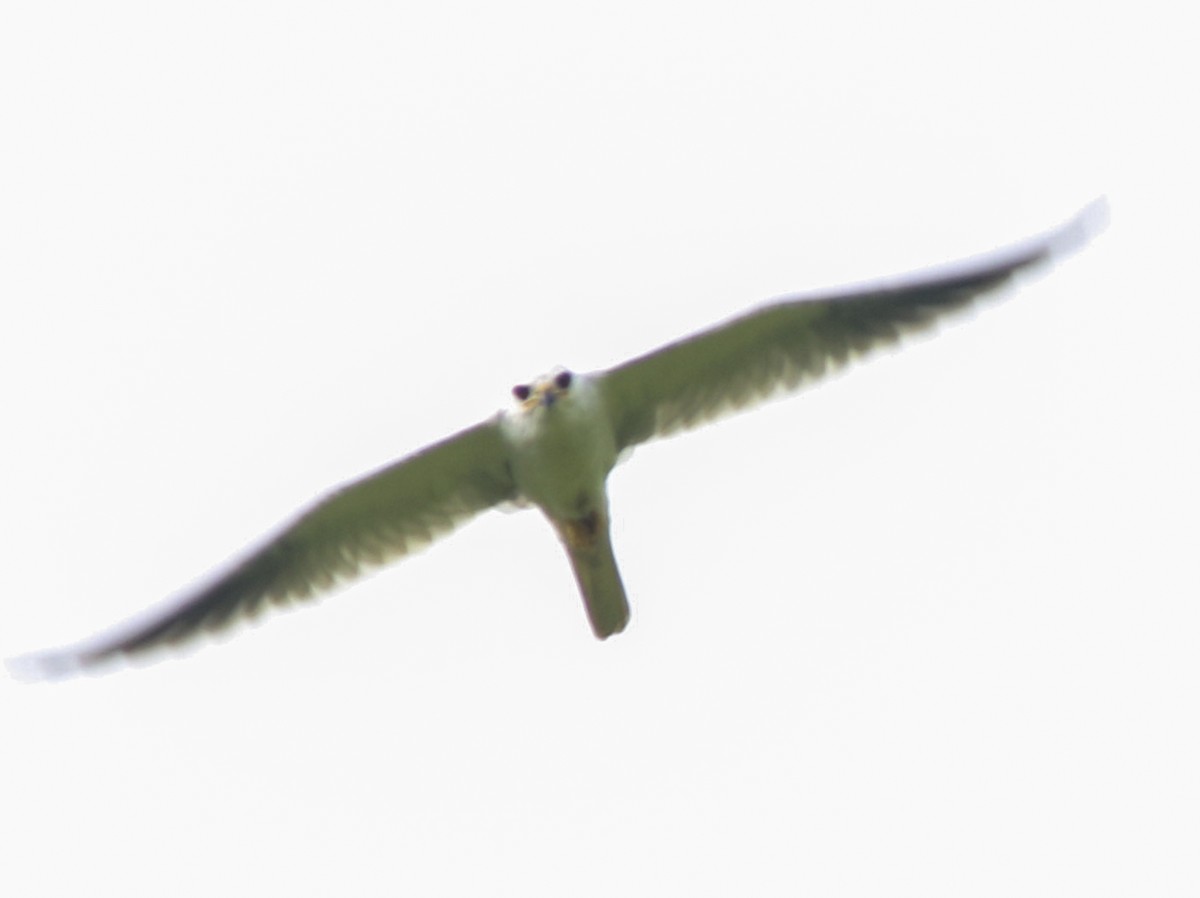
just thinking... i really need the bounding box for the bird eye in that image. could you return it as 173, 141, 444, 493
554, 371, 573, 390
512, 384, 532, 401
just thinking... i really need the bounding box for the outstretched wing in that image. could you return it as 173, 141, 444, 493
599, 201, 1106, 451
15, 418, 516, 678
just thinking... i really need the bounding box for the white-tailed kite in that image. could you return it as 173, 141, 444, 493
11, 202, 1107, 678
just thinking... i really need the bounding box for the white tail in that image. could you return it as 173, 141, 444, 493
553, 510, 630, 639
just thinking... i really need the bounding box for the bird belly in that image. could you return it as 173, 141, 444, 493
502, 378, 617, 521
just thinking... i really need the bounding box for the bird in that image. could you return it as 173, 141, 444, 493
10, 201, 1107, 679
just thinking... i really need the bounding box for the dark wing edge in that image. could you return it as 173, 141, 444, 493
597, 199, 1107, 451
9, 417, 516, 681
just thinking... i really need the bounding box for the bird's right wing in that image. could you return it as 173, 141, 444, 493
15, 417, 516, 678
598, 201, 1106, 451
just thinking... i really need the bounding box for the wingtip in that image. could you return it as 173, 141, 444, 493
6, 633, 138, 683
5, 650, 88, 684
1048, 196, 1110, 258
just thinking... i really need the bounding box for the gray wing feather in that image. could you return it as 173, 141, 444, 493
17, 418, 516, 677
599, 201, 1105, 450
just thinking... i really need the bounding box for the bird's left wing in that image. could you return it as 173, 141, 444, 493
598, 201, 1106, 451
13, 418, 516, 678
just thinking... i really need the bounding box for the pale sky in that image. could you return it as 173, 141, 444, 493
2, 2, 1196, 896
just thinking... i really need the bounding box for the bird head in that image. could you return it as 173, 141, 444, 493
511, 368, 574, 411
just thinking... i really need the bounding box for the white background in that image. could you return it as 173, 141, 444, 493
2, 2, 1196, 895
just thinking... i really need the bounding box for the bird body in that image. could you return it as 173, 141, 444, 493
10, 201, 1107, 678
501, 370, 629, 637
502, 370, 617, 524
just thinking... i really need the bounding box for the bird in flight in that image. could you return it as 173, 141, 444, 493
12, 201, 1106, 679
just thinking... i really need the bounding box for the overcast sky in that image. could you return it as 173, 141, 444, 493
2, 2, 1196, 896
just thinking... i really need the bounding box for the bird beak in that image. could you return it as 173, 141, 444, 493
541, 390, 557, 408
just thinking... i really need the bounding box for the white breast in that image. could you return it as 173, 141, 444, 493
500, 374, 618, 521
